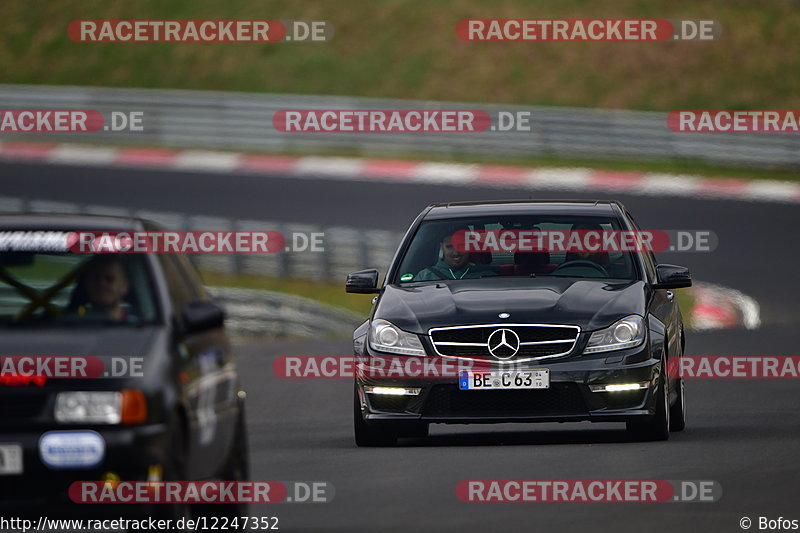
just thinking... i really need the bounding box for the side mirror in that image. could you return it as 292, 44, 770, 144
653, 264, 692, 289
346, 269, 380, 294
182, 300, 225, 333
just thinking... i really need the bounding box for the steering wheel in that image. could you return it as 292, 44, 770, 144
552, 260, 609, 277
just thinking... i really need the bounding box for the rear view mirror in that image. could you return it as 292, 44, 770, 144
653, 264, 692, 289
346, 269, 380, 294
183, 300, 225, 333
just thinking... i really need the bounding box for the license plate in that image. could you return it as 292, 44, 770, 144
0, 444, 23, 475
459, 369, 549, 390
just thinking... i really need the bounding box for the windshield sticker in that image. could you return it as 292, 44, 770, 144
0, 231, 73, 252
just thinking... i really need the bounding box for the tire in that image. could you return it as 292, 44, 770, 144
669, 377, 687, 432
353, 386, 398, 447
626, 369, 670, 442
222, 407, 250, 481
158, 413, 193, 522
215, 406, 250, 517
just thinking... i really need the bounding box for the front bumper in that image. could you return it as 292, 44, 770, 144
0, 423, 168, 512
356, 344, 661, 425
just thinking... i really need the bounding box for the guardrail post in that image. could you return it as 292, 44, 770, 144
278, 222, 290, 278
231, 219, 244, 276
359, 231, 369, 272
321, 226, 332, 281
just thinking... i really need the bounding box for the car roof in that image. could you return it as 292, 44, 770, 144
423, 199, 623, 219
0, 213, 162, 232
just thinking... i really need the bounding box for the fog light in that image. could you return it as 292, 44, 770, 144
589, 381, 650, 392
147, 464, 163, 482
146, 464, 163, 489
364, 386, 421, 396
101, 471, 120, 489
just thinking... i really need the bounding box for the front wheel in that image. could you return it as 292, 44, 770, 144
157, 413, 193, 523
353, 386, 398, 447
669, 377, 686, 432
215, 406, 250, 517
626, 371, 670, 441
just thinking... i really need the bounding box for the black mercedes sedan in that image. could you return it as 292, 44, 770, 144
0, 214, 248, 516
347, 200, 690, 446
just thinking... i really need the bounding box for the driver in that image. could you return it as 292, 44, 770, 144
73, 255, 136, 323
565, 222, 610, 265
415, 233, 496, 281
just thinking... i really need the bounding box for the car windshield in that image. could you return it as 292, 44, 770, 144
394, 215, 639, 283
0, 251, 159, 327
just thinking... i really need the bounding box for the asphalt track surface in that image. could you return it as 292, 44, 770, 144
2, 160, 799, 532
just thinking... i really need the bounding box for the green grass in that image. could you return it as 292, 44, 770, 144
1, 0, 799, 112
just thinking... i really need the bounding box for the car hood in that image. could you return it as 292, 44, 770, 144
375, 278, 647, 334
0, 326, 167, 389
0, 325, 170, 414
0, 326, 162, 355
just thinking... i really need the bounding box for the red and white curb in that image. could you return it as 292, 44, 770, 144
1, 141, 799, 204
689, 282, 761, 331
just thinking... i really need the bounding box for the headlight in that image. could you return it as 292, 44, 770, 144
56, 392, 121, 424
369, 319, 425, 356
55, 390, 147, 424
583, 315, 645, 354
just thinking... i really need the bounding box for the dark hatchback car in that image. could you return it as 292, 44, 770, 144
348, 200, 690, 446
0, 214, 247, 515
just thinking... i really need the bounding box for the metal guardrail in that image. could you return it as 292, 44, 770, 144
208, 287, 363, 339
1, 84, 799, 167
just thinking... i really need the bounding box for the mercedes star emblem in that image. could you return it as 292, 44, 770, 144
487, 328, 520, 359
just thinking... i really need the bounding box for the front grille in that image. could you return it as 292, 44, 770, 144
422, 383, 586, 417
430, 324, 579, 361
